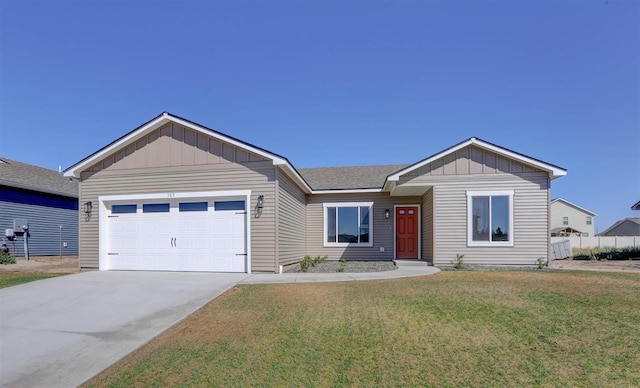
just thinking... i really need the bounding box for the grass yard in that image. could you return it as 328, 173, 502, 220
87, 271, 640, 387
0, 272, 67, 289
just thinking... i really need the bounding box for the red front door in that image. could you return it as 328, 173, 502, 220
396, 207, 419, 259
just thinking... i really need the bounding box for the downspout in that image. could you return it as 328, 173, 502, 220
274, 167, 280, 273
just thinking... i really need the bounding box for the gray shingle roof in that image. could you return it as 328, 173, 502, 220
298, 164, 410, 190
0, 157, 78, 198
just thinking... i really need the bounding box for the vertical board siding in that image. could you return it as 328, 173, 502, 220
306, 193, 422, 260
277, 170, 307, 266
421, 188, 434, 262
79, 161, 276, 272
0, 200, 79, 256
425, 173, 550, 266
400, 145, 544, 181
87, 123, 268, 173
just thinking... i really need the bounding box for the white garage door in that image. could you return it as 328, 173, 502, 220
106, 199, 247, 272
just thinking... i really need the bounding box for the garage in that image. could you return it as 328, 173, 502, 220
99, 191, 251, 272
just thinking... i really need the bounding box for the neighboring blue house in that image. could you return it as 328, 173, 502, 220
0, 157, 79, 257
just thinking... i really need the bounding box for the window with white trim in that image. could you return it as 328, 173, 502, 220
563, 217, 569, 225
586, 216, 592, 225
323, 202, 373, 247
467, 191, 514, 246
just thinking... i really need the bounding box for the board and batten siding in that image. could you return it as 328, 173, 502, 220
276, 169, 307, 267
421, 188, 434, 262
0, 199, 79, 257
306, 192, 421, 260
78, 122, 279, 272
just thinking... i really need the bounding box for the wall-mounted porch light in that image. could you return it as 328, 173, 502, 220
257, 195, 264, 209
385, 209, 390, 219
84, 201, 93, 221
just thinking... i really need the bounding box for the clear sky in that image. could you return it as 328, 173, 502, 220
1, 0, 638, 233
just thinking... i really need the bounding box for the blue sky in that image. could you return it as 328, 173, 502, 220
0, 0, 638, 232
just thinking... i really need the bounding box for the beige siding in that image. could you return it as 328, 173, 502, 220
418, 173, 550, 266
402, 145, 544, 180
86, 122, 267, 173
550, 201, 595, 236
276, 169, 307, 266
421, 188, 434, 262
79, 132, 278, 272
306, 193, 421, 260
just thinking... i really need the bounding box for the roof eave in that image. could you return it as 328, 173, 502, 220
386, 137, 567, 181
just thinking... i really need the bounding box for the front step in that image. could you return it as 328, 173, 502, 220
394, 260, 432, 267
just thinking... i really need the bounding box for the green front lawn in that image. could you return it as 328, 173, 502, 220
0, 272, 67, 289
87, 271, 640, 387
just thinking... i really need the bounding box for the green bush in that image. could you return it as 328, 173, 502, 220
451, 254, 464, 269
337, 258, 347, 273
299, 255, 328, 272
0, 251, 16, 265
536, 257, 549, 269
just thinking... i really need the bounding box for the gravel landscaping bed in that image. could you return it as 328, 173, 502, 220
284, 260, 397, 273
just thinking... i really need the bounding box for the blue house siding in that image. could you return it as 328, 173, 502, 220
0, 187, 78, 257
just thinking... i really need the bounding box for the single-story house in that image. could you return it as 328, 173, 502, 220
550, 198, 597, 237
597, 218, 640, 237
64, 112, 567, 272
0, 157, 79, 256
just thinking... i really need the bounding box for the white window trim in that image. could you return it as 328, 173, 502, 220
466, 190, 514, 247
323, 202, 374, 247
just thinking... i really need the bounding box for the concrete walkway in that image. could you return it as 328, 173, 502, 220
240, 260, 440, 284
0, 261, 438, 387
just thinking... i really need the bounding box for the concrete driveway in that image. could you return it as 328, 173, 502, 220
0, 271, 250, 387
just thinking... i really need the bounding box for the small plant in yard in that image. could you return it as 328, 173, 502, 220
536, 257, 549, 269
299, 256, 313, 272
0, 251, 16, 265
299, 255, 328, 272
451, 253, 464, 269
337, 258, 347, 272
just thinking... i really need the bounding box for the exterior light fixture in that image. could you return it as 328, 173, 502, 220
385, 209, 390, 219
84, 201, 93, 214
257, 195, 264, 209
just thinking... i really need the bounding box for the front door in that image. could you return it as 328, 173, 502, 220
396, 206, 419, 259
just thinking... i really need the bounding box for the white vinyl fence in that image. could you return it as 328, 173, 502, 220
551, 236, 640, 249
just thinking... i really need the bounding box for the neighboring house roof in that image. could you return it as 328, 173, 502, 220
299, 164, 410, 191
0, 157, 78, 198
551, 227, 583, 234
384, 137, 567, 190
551, 198, 597, 216
597, 218, 640, 236
632, 201, 640, 210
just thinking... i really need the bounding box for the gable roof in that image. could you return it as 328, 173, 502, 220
384, 137, 567, 190
0, 157, 78, 198
551, 198, 597, 216
64, 112, 313, 193
64, 114, 567, 195
632, 201, 640, 210
299, 164, 410, 191
597, 217, 640, 236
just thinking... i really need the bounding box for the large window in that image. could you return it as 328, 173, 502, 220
467, 191, 513, 246
323, 202, 373, 247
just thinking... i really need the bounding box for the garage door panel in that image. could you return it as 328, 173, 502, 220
107, 198, 247, 272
